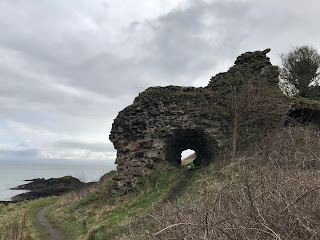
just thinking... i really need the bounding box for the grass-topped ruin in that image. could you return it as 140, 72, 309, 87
109, 48, 320, 192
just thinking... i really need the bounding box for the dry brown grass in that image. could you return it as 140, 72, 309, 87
58, 170, 117, 207
1, 210, 32, 240
125, 126, 320, 239
58, 183, 98, 206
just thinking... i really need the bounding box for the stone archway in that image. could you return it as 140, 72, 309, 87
165, 129, 217, 167
288, 108, 320, 127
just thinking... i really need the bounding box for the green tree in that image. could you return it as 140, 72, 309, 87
280, 45, 320, 99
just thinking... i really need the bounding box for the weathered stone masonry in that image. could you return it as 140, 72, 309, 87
109, 87, 228, 190
109, 49, 297, 191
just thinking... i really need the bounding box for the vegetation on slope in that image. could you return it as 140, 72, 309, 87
49, 167, 185, 239
44, 126, 319, 240
0, 197, 59, 240
126, 126, 320, 239
2, 125, 320, 240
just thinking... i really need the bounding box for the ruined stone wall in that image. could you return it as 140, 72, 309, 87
109, 87, 229, 190
109, 49, 288, 192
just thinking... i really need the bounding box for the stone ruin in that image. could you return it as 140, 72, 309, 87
109, 49, 320, 191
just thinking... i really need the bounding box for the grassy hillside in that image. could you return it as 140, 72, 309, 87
0, 197, 59, 240
50, 126, 320, 240
50, 167, 187, 239
1, 126, 320, 239
125, 126, 320, 239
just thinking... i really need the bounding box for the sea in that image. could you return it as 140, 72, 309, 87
0, 160, 116, 201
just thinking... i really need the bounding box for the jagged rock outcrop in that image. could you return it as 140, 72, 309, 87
10, 176, 91, 202
208, 49, 279, 91
109, 49, 288, 192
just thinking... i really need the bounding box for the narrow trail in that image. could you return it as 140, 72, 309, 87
163, 169, 195, 202
37, 204, 65, 240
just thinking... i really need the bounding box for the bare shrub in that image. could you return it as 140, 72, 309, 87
129, 172, 320, 239
126, 126, 320, 239
249, 126, 320, 171
76, 172, 88, 183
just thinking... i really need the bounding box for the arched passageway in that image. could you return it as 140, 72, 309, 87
288, 108, 320, 127
165, 129, 217, 167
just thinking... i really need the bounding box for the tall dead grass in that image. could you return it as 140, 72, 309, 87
1, 210, 32, 240
126, 126, 320, 239
57, 170, 116, 206
58, 183, 98, 206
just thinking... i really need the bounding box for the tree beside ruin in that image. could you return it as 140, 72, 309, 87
280, 45, 320, 99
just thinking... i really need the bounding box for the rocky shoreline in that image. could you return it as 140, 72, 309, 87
0, 200, 18, 205
1, 176, 94, 204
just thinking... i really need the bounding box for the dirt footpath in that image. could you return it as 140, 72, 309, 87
163, 170, 195, 202
37, 204, 65, 240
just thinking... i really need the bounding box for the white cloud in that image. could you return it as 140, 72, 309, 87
38, 148, 115, 161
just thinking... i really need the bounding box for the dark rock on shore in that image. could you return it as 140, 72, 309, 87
24, 178, 45, 182
10, 176, 93, 202
0, 201, 18, 205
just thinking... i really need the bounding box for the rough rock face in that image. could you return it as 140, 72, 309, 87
109, 49, 286, 192
110, 87, 228, 190
207, 49, 279, 91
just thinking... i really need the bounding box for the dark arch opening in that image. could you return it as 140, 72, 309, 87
165, 129, 217, 167
287, 108, 320, 127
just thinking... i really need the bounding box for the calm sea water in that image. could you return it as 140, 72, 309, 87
0, 160, 116, 201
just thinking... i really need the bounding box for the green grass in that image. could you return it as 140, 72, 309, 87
0, 196, 59, 240
293, 95, 320, 109
138, 86, 216, 99
48, 164, 228, 239
50, 167, 185, 239
0, 164, 225, 240
48, 210, 81, 240
177, 163, 224, 204
27, 197, 59, 239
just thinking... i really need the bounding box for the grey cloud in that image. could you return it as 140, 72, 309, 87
53, 141, 115, 153
59, 0, 268, 98
138, 1, 251, 79
1, 0, 320, 161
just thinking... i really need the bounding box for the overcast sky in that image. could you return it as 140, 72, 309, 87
1, 0, 319, 163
